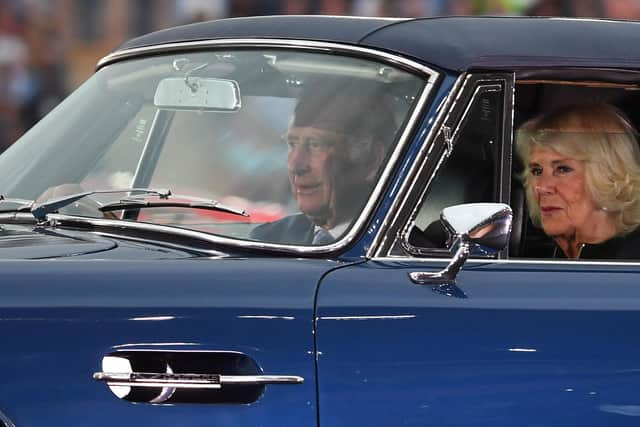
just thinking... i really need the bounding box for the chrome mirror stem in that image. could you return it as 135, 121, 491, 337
408, 239, 469, 285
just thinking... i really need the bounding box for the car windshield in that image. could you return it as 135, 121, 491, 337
0, 48, 425, 246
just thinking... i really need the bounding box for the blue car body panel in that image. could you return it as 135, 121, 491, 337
0, 236, 346, 426
316, 260, 640, 426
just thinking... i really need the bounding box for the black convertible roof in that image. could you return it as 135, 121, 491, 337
115, 16, 640, 72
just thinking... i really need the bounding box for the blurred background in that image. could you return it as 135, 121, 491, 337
1, 0, 639, 152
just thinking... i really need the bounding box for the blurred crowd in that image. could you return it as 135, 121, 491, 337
1, 1, 65, 152
176, 0, 640, 19
1, 0, 640, 152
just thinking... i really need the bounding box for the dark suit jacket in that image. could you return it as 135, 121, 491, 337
250, 213, 315, 245
553, 228, 640, 260
580, 228, 640, 260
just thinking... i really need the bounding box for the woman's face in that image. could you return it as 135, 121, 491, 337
528, 144, 600, 239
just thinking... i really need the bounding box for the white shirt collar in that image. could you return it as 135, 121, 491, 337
314, 222, 350, 239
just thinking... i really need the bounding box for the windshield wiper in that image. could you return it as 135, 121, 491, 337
99, 193, 249, 217
30, 188, 173, 222
5, 188, 249, 223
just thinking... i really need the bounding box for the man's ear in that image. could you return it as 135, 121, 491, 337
365, 142, 385, 182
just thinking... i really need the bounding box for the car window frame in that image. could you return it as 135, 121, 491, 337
507, 73, 640, 263
371, 72, 515, 260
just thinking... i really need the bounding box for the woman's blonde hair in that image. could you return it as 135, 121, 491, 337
515, 103, 640, 235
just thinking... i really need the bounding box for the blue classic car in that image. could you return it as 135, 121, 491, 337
1, 15, 640, 427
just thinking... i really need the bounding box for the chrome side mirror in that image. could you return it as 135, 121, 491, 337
409, 203, 512, 295
442, 202, 512, 253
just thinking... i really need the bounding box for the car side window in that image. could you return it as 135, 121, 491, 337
407, 83, 505, 253
511, 79, 640, 261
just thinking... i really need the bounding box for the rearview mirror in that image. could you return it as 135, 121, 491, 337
154, 77, 241, 112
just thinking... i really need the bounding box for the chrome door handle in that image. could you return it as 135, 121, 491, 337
94, 353, 304, 404
93, 371, 304, 389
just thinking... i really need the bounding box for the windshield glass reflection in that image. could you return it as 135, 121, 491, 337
0, 49, 425, 246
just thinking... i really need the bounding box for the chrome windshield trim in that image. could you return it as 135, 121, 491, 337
370, 255, 640, 267
97, 38, 438, 84
0, 410, 15, 427
47, 213, 305, 253
367, 73, 468, 259
83, 42, 439, 256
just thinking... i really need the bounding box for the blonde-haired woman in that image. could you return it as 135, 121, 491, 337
516, 103, 640, 259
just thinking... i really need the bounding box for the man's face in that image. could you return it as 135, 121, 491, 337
286, 126, 369, 227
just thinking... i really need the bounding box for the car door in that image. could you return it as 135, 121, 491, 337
0, 255, 330, 427
315, 73, 640, 426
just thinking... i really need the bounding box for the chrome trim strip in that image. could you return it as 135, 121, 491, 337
39, 213, 336, 254
499, 73, 516, 259
0, 411, 15, 427
94, 371, 303, 388
97, 38, 438, 83
371, 255, 640, 267
220, 375, 304, 384
367, 73, 468, 258
44, 71, 436, 255
47, 213, 285, 251
94, 371, 222, 389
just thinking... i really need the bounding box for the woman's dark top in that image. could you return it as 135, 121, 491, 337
553, 228, 640, 260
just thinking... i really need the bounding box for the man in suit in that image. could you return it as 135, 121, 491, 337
251, 78, 397, 245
